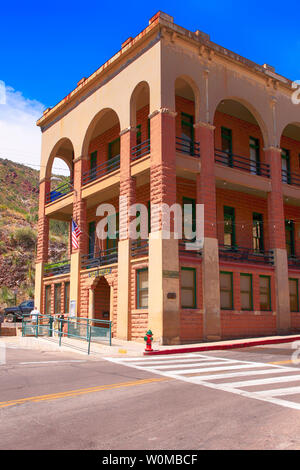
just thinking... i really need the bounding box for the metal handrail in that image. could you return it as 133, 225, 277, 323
131, 139, 150, 161
179, 239, 202, 257
176, 136, 200, 157
81, 247, 118, 269
215, 149, 270, 178
82, 154, 120, 185
219, 244, 274, 264
44, 259, 70, 277
288, 255, 300, 267
131, 239, 149, 257
282, 169, 300, 187
46, 182, 72, 204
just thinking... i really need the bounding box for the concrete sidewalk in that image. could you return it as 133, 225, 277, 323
2, 333, 300, 357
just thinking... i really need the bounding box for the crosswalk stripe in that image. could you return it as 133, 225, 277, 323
162, 363, 269, 375
147, 360, 240, 370
129, 357, 232, 366
187, 367, 299, 382
255, 385, 300, 397
221, 374, 300, 388
113, 354, 201, 362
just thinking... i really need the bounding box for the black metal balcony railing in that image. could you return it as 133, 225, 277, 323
219, 244, 274, 265
44, 259, 71, 277
131, 239, 149, 258
82, 155, 120, 185
176, 137, 200, 158
215, 149, 270, 178
46, 182, 72, 204
281, 170, 300, 187
179, 239, 202, 257
81, 247, 118, 270
131, 139, 150, 162
288, 256, 300, 268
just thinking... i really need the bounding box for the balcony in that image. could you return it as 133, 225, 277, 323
46, 182, 72, 204
131, 239, 149, 258
288, 256, 300, 268
131, 139, 150, 162
176, 137, 200, 158
44, 259, 71, 277
282, 170, 300, 187
82, 155, 120, 186
215, 150, 270, 178
179, 239, 202, 257
219, 245, 274, 265
81, 247, 118, 270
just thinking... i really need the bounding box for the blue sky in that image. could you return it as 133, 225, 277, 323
0, 0, 299, 169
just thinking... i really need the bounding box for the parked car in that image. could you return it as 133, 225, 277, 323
4, 300, 34, 322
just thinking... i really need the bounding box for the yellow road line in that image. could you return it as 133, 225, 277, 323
269, 359, 300, 366
0, 377, 168, 409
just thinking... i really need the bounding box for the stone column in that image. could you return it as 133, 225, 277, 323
69, 156, 88, 317
116, 127, 136, 340
35, 178, 50, 313
88, 287, 95, 320
195, 122, 221, 341
265, 146, 290, 332
148, 108, 180, 345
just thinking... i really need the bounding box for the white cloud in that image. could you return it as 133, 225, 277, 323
0, 85, 44, 170
0, 85, 70, 176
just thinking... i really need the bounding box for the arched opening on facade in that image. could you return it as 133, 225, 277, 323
130, 81, 150, 161
280, 123, 300, 261
45, 139, 74, 267
93, 276, 111, 321
46, 138, 74, 203
213, 99, 268, 177
81, 108, 121, 185
175, 76, 200, 157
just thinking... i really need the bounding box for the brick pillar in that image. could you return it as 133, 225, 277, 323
35, 178, 50, 313
117, 128, 136, 340
69, 156, 88, 317
265, 146, 290, 332
148, 109, 180, 345
195, 122, 221, 340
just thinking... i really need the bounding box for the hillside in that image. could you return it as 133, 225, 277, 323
0, 158, 68, 309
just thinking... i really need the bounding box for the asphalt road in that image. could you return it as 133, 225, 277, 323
1, 340, 300, 450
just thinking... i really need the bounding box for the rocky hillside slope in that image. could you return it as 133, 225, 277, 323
0, 158, 68, 309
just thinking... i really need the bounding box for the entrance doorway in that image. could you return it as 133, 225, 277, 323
94, 276, 110, 321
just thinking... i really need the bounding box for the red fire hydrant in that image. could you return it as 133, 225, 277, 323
144, 329, 153, 352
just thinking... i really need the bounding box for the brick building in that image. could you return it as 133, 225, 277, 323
35, 12, 300, 344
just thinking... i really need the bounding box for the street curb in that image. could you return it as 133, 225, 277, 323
143, 335, 300, 356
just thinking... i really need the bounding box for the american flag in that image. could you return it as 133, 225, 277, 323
71, 219, 81, 249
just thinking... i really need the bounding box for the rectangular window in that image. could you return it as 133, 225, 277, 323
181, 113, 194, 155
285, 220, 295, 257
259, 275, 271, 311
183, 197, 196, 241
224, 206, 236, 247
90, 151, 97, 180
240, 274, 253, 311
45, 285, 51, 315
249, 137, 260, 175
88, 221, 96, 256
181, 268, 197, 309
64, 282, 70, 314
54, 284, 62, 314
282, 149, 290, 183
221, 127, 233, 166
106, 212, 119, 251
253, 213, 264, 252
289, 278, 299, 312
220, 272, 233, 310
108, 138, 120, 160
137, 269, 148, 309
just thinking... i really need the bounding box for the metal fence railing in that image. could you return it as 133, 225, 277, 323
21, 315, 112, 354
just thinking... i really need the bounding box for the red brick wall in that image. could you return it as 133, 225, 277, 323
281, 135, 300, 175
